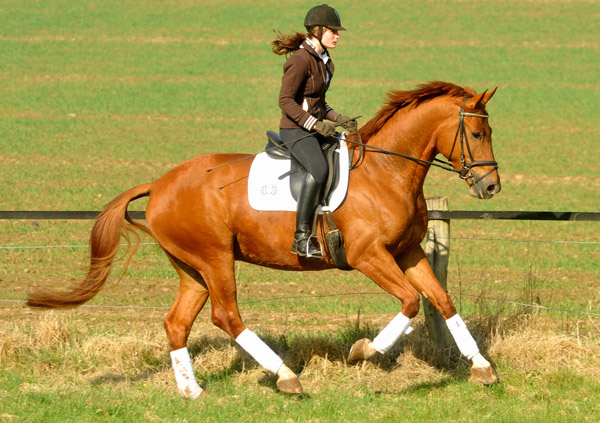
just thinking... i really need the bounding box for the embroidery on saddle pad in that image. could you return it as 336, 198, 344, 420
247, 138, 350, 212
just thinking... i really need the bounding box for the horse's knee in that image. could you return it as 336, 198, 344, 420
211, 307, 244, 338
401, 294, 420, 318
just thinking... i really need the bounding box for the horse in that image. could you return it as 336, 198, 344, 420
27, 81, 501, 398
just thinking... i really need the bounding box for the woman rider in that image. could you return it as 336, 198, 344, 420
272, 4, 357, 258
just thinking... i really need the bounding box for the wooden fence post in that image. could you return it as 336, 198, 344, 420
424, 196, 453, 350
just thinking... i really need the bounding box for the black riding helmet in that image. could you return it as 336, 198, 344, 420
304, 4, 346, 42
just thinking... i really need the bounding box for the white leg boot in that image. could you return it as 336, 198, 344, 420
236, 329, 303, 394
170, 347, 205, 399
445, 314, 498, 384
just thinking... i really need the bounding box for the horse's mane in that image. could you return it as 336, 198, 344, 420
359, 81, 476, 142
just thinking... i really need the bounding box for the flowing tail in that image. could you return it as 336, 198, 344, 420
27, 183, 153, 309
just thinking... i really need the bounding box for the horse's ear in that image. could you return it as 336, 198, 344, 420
464, 87, 497, 109
481, 87, 498, 105
464, 90, 487, 110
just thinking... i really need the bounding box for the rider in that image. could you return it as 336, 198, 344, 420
272, 4, 357, 258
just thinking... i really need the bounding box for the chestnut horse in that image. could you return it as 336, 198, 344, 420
28, 81, 501, 398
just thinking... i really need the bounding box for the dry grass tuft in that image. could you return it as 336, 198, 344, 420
2, 310, 599, 394
30, 312, 76, 347
488, 318, 600, 378
189, 336, 241, 375
1, 310, 167, 380
1, 311, 73, 367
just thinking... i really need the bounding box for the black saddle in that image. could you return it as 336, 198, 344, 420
264, 131, 341, 203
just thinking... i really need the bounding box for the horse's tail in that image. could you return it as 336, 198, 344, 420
27, 183, 154, 309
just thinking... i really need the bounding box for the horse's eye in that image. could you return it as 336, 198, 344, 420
471, 132, 482, 140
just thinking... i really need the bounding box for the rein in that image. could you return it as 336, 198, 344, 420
345, 108, 498, 184
206, 107, 498, 185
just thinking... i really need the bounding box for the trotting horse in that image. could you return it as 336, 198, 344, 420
28, 81, 501, 398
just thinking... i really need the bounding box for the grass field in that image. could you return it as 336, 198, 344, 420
1, 0, 600, 422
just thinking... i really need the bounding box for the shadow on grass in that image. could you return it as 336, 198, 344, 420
90, 369, 159, 386
88, 315, 501, 393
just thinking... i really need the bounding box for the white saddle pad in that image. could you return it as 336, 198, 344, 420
248, 137, 350, 212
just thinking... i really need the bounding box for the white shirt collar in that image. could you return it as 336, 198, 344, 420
304, 38, 330, 64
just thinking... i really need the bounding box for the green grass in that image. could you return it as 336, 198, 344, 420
1, 0, 600, 421
2, 317, 600, 423
3, 369, 598, 423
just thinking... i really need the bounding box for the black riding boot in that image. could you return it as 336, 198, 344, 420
291, 174, 323, 258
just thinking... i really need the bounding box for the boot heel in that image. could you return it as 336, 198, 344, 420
290, 239, 301, 255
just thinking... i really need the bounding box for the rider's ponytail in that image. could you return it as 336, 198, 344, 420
271, 30, 309, 56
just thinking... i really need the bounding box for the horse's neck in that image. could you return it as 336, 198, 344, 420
362, 102, 443, 190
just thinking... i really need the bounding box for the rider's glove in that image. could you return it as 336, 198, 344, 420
313, 120, 336, 137
336, 114, 358, 133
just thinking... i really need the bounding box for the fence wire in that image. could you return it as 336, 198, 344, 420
1, 231, 598, 318
2, 290, 600, 317
2, 236, 599, 250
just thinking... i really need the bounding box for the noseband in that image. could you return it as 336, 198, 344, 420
448, 108, 499, 185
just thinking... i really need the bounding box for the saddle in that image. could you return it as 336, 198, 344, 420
264, 130, 341, 204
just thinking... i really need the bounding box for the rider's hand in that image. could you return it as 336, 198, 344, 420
336, 115, 358, 133
313, 120, 336, 137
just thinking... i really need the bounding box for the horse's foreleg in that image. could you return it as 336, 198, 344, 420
399, 246, 498, 384
348, 246, 421, 362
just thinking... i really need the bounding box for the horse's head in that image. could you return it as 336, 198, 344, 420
437, 88, 501, 199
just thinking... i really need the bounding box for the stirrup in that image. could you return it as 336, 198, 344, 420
291, 236, 323, 259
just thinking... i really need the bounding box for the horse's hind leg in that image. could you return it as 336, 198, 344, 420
164, 256, 209, 399
168, 250, 302, 395
199, 260, 303, 395
399, 246, 498, 385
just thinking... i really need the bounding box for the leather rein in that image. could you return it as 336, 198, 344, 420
345, 107, 498, 185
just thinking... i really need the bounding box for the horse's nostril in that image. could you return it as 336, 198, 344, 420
487, 184, 500, 195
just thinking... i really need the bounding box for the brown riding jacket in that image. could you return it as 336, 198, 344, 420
278, 40, 338, 131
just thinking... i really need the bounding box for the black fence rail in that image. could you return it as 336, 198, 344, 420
428, 210, 600, 221
1, 210, 599, 221
0, 211, 146, 220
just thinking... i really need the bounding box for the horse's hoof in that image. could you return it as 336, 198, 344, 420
276, 375, 303, 394
471, 365, 499, 385
179, 385, 206, 399
348, 338, 377, 363
276, 364, 303, 394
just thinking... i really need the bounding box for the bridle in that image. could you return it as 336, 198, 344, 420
346, 106, 498, 185
448, 108, 498, 185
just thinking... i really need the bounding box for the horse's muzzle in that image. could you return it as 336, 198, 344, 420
469, 174, 501, 199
